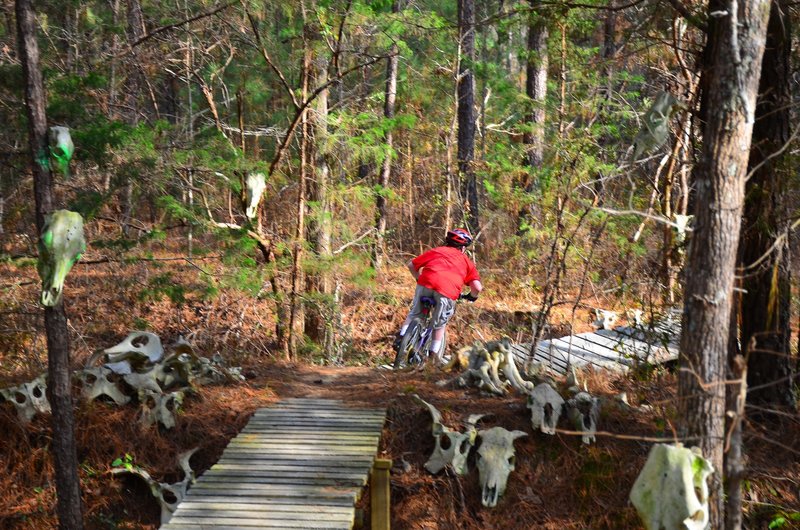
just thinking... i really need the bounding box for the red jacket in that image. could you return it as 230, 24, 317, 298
412, 246, 480, 300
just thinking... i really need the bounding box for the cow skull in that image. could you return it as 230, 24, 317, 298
630, 443, 714, 530
413, 394, 483, 475
245, 172, 267, 219
49, 126, 74, 177
139, 389, 184, 429
75, 367, 131, 406
527, 383, 564, 435
567, 392, 600, 444
592, 309, 618, 331
112, 447, 198, 524
103, 331, 164, 374
37, 210, 85, 307
0, 374, 51, 423
476, 427, 527, 507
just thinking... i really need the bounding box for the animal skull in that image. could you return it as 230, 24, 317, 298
413, 395, 483, 475
112, 447, 198, 524
626, 309, 644, 328
103, 331, 164, 373
592, 309, 618, 331
673, 214, 693, 244
245, 172, 267, 219
49, 126, 74, 177
567, 392, 600, 444
527, 383, 564, 435
0, 374, 51, 423
75, 367, 131, 406
139, 388, 184, 429
476, 427, 527, 507
37, 210, 85, 307
632, 91, 685, 160
629, 443, 714, 530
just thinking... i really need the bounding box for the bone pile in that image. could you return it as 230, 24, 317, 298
440, 338, 601, 446
414, 395, 526, 508
0, 331, 243, 428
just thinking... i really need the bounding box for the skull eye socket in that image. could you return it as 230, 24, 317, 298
145, 396, 157, 410
132, 335, 149, 348
459, 439, 470, 453
440, 436, 452, 451
162, 490, 178, 505
165, 397, 177, 412
85, 374, 98, 384
507, 455, 515, 466
14, 391, 27, 404
32, 386, 44, 398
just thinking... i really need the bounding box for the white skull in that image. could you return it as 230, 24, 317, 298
104, 332, 164, 373
111, 447, 197, 524
567, 392, 599, 444
0, 374, 51, 423
593, 309, 618, 331
76, 367, 131, 406
414, 394, 483, 475
139, 388, 184, 429
630, 443, 714, 530
673, 214, 693, 244
626, 309, 644, 327
49, 126, 74, 177
527, 383, 564, 435
245, 172, 267, 219
37, 210, 85, 307
475, 427, 527, 507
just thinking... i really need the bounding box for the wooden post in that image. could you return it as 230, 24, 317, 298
370, 458, 392, 530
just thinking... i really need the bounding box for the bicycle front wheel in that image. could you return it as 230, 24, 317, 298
393, 320, 421, 369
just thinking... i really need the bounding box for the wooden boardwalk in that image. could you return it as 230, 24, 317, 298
511, 312, 681, 376
162, 398, 387, 529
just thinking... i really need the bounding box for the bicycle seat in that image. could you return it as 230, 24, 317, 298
420, 296, 436, 307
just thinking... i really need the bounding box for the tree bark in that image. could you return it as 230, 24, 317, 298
519, 3, 547, 230
678, 0, 771, 526
457, 0, 478, 233
15, 0, 84, 527
739, 0, 795, 409
374, 0, 400, 270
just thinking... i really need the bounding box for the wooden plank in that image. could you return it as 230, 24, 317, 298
176, 501, 353, 514
216, 454, 375, 464
548, 338, 629, 371
228, 440, 378, 450
220, 447, 377, 457
172, 508, 354, 521
202, 467, 370, 478
210, 462, 371, 472
232, 433, 379, 444
189, 483, 357, 500
239, 428, 382, 439
253, 408, 385, 417
197, 475, 366, 487
163, 516, 352, 528
180, 493, 355, 506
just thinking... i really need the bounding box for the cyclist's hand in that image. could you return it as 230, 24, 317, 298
459, 293, 478, 302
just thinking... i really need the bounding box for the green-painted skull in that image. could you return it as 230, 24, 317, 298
49, 126, 74, 178
38, 210, 85, 306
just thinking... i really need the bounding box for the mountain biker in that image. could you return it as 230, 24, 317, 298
394, 228, 483, 364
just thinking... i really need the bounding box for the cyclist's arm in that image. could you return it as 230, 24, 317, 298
407, 260, 421, 280
468, 279, 482, 298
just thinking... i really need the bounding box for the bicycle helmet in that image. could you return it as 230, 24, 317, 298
445, 228, 473, 247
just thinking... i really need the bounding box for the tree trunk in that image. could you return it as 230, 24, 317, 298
740, 0, 795, 409
374, 0, 400, 270
519, 4, 547, 230
457, 0, 478, 233
288, 16, 312, 359
678, 0, 771, 526
305, 52, 334, 351
15, 0, 84, 527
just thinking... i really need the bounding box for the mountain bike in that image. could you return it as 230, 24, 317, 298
392, 295, 448, 369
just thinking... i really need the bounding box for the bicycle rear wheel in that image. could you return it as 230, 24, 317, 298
393, 320, 420, 369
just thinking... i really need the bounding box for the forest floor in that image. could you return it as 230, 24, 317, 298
1, 249, 799, 529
